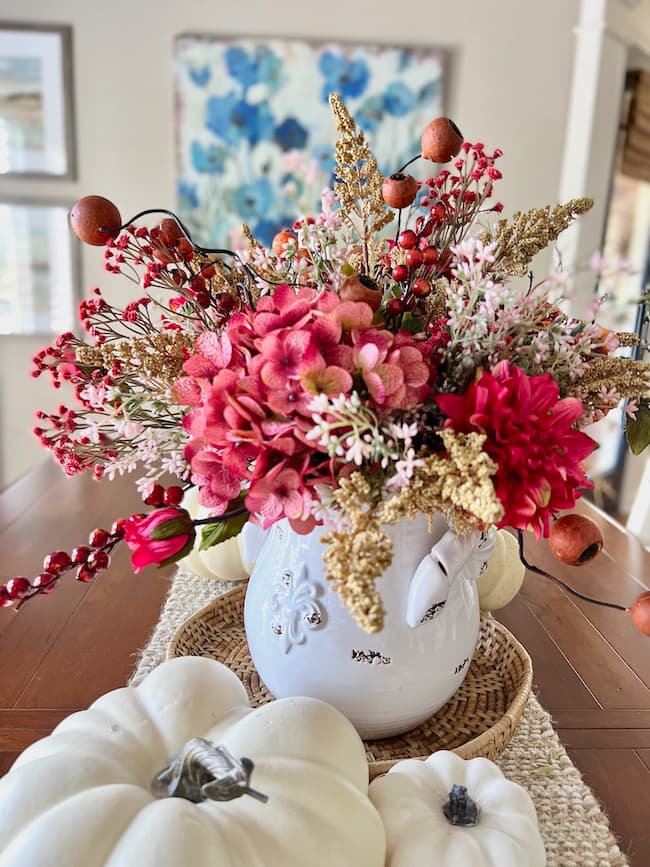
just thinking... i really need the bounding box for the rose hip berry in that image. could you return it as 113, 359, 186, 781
76, 565, 97, 583
33, 572, 57, 588
87, 550, 110, 571
421, 117, 464, 163
144, 484, 165, 507
111, 519, 127, 538
422, 246, 440, 266
44, 551, 72, 574
163, 486, 184, 506
70, 196, 122, 247
382, 173, 418, 209
549, 514, 603, 566
629, 591, 650, 636
71, 546, 91, 564
88, 528, 110, 548
397, 230, 417, 250
0, 589, 14, 608
159, 218, 184, 246
5, 577, 31, 599
406, 248, 424, 268
403, 294, 418, 312
386, 299, 404, 317
392, 265, 409, 282
412, 278, 432, 298
430, 203, 446, 222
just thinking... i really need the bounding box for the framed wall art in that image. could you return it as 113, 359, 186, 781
0, 199, 80, 335
175, 35, 445, 247
0, 22, 76, 178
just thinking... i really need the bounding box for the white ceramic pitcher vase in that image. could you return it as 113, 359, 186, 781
243, 514, 495, 739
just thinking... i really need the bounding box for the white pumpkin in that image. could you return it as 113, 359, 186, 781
178, 487, 248, 581
0, 657, 385, 867
476, 529, 525, 612
369, 750, 545, 867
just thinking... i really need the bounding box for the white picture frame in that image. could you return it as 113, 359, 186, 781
0, 23, 76, 178
0, 199, 80, 335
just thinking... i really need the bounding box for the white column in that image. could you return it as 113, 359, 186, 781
558, 0, 630, 312
626, 458, 650, 547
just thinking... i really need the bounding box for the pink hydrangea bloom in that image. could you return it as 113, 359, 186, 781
175, 283, 439, 531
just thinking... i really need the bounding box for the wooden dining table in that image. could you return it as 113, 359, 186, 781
1, 460, 649, 864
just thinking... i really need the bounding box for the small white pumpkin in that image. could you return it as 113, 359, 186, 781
0, 657, 385, 867
476, 529, 525, 612
369, 750, 545, 867
178, 487, 248, 581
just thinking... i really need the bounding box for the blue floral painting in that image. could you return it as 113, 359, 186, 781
175, 37, 444, 248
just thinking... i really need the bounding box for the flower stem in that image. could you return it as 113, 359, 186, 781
397, 153, 421, 174
516, 531, 627, 612
193, 506, 248, 526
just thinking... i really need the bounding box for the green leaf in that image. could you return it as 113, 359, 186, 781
626, 402, 650, 456
400, 314, 425, 334
150, 513, 192, 541
199, 511, 248, 551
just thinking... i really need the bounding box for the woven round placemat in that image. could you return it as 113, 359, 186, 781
167, 583, 532, 776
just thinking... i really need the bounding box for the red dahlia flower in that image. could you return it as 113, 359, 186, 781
435, 361, 595, 537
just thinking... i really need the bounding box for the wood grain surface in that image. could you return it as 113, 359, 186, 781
0, 462, 649, 864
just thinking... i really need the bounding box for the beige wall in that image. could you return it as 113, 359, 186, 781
0, 0, 585, 487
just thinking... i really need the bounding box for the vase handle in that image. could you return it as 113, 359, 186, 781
406, 529, 487, 628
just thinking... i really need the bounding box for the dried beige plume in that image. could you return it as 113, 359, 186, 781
485, 197, 594, 277
329, 92, 393, 274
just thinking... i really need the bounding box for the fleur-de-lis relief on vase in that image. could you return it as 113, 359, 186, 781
270, 563, 326, 654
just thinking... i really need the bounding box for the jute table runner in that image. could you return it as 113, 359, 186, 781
131, 570, 629, 867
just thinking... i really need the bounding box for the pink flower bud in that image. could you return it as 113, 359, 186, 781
123, 508, 195, 572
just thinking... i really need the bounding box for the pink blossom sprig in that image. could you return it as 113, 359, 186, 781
307, 392, 424, 490
441, 237, 625, 404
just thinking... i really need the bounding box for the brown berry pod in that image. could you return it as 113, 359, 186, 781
628, 591, 650, 636
382, 173, 418, 209
339, 275, 383, 311
294, 247, 312, 263
159, 217, 184, 246
421, 118, 464, 163
272, 230, 297, 258
70, 196, 122, 246
549, 514, 604, 566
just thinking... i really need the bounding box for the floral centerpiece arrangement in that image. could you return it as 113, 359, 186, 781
2, 94, 650, 636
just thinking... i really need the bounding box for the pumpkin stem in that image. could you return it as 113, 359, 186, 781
442, 784, 480, 826
151, 739, 269, 804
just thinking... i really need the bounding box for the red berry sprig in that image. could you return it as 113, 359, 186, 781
379, 134, 504, 326
0, 520, 127, 610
